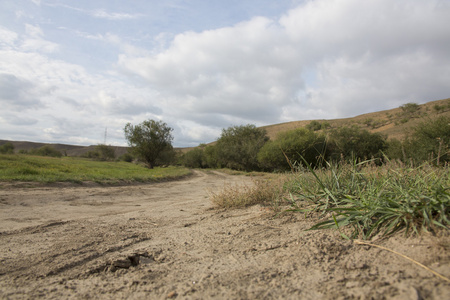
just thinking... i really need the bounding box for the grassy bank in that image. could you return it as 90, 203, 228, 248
0, 154, 191, 184
210, 161, 449, 239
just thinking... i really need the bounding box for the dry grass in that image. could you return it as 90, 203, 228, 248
209, 175, 290, 209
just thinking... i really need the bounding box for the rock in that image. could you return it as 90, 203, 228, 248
167, 291, 177, 298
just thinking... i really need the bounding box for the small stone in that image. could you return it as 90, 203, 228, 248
167, 291, 177, 298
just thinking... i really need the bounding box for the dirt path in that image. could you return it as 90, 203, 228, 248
0, 170, 449, 299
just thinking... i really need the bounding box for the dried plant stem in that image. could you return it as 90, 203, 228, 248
354, 240, 450, 283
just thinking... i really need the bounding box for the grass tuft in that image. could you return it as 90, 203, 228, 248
209, 176, 288, 209
289, 159, 450, 239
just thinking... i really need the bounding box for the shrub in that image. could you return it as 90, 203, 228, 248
215, 124, 269, 171
306, 120, 322, 131
119, 153, 134, 163
400, 102, 420, 115
328, 126, 387, 162
402, 116, 450, 165
30, 145, 62, 157
0, 142, 14, 154
258, 128, 328, 171
181, 147, 204, 168
95, 144, 116, 161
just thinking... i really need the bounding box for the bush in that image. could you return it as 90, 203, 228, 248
328, 126, 387, 162
181, 147, 205, 168
0, 142, 14, 154
402, 116, 450, 165
95, 144, 116, 161
215, 124, 269, 171
400, 102, 420, 115
202, 145, 219, 168
306, 120, 322, 131
30, 145, 62, 157
258, 128, 328, 171
119, 153, 134, 163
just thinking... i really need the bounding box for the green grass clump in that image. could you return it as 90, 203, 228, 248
289, 159, 450, 239
0, 154, 191, 184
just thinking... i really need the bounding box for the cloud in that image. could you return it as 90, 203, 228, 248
91, 9, 142, 20
0, 73, 46, 108
119, 0, 450, 133
119, 16, 303, 127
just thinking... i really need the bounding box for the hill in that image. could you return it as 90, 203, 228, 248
261, 98, 450, 141
0, 140, 130, 157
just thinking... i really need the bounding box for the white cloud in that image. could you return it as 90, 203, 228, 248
0, 27, 18, 48
91, 10, 142, 20
119, 0, 450, 135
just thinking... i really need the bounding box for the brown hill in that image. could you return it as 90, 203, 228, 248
261, 98, 450, 141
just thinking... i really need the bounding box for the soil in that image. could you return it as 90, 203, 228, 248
0, 170, 449, 299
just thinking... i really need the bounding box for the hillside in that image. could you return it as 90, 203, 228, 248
261, 98, 450, 141
1, 98, 449, 156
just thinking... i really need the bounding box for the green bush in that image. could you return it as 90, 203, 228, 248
0, 142, 14, 154
215, 124, 269, 171
402, 116, 450, 165
95, 144, 116, 161
181, 147, 204, 168
258, 128, 328, 171
30, 145, 62, 157
119, 153, 134, 163
400, 102, 420, 115
328, 126, 387, 161
202, 145, 219, 168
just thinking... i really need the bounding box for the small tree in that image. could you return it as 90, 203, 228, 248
124, 120, 174, 169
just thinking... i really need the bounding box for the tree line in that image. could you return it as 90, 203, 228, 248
180, 116, 449, 171
2, 114, 448, 171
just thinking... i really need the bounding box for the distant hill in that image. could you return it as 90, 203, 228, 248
0, 140, 130, 157
1, 98, 449, 156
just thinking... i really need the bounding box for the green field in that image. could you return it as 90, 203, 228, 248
0, 154, 191, 184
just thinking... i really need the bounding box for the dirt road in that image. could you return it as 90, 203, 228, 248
0, 170, 449, 299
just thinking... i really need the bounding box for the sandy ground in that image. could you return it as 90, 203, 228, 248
0, 170, 449, 299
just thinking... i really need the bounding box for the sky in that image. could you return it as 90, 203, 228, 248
1, 0, 450, 147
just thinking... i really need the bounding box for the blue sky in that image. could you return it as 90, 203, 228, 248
1, 0, 449, 147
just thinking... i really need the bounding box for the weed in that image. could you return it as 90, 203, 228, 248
289, 158, 450, 239
209, 176, 289, 209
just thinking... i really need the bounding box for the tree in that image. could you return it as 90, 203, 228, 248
124, 120, 174, 168
215, 124, 269, 171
